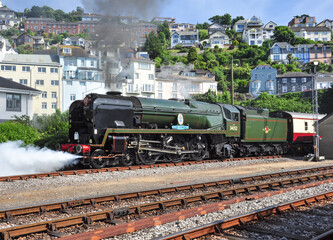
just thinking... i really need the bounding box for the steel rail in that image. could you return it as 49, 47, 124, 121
1, 173, 333, 239
61, 185, 333, 240
0, 156, 282, 182
157, 191, 333, 240
1, 165, 332, 220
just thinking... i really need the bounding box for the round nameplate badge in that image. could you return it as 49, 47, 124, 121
177, 113, 184, 125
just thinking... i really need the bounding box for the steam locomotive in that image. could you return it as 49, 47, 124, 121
61, 92, 318, 168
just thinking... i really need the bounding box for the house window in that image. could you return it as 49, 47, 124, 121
80, 81, 86, 86
90, 60, 94, 67
138, 63, 151, 70
70, 94, 76, 101
63, 48, 72, 54
301, 78, 307, 83
51, 80, 59, 86
50, 68, 58, 73
282, 86, 288, 93
291, 78, 296, 83
66, 81, 72, 85
172, 83, 177, 91
52, 103, 57, 109
252, 81, 260, 89
42, 102, 47, 109
273, 55, 280, 61
42, 92, 47, 98
38, 67, 46, 73
6, 94, 21, 111
36, 80, 44, 85
292, 86, 296, 92
20, 79, 28, 85
52, 92, 57, 98
148, 74, 154, 80
302, 85, 307, 91
158, 93, 162, 99
272, 46, 279, 53
266, 81, 273, 89
158, 82, 162, 91
22, 66, 30, 72
142, 84, 154, 92
1, 65, 16, 71
282, 78, 287, 83
305, 122, 308, 130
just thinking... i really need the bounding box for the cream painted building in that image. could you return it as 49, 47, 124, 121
155, 65, 217, 100
0, 54, 62, 116
114, 54, 156, 98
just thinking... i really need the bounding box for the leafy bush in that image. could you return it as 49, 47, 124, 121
33, 110, 69, 149
0, 121, 40, 145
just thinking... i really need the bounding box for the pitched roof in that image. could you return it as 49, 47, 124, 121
272, 42, 293, 48
172, 31, 198, 36
277, 72, 312, 78
291, 26, 331, 32
3, 54, 60, 66
0, 77, 40, 93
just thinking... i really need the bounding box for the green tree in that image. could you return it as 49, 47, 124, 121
187, 47, 198, 62
273, 26, 296, 44
209, 13, 232, 25
158, 21, 170, 41
144, 31, 164, 59
198, 29, 208, 41
196, 22, 210, 29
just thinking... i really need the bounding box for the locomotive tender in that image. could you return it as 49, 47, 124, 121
61, 92, 290, 168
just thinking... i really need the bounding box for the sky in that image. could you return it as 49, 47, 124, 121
3, 0, 333, 26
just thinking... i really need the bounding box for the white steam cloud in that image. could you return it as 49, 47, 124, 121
0, 141, 77, 177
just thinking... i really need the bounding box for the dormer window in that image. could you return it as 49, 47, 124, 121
63, 48, 71, 54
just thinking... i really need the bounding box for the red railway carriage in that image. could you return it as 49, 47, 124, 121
270, 111, 326, 153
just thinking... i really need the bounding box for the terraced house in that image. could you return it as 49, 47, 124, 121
0, 54, 62, 116
269, 43, 331, 64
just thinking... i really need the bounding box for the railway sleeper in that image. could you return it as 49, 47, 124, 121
237, 225, 306, 240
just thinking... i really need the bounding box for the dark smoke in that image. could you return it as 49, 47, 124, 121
82, 0, 166, 20
81, 0, 168, 91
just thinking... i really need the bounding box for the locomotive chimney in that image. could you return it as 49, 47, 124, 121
106, 91, 122, 96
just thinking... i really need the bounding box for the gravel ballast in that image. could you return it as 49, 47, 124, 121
1, 158, 333, 209
108, 182, 333, 240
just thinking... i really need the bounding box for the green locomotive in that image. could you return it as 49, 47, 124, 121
61, 92, 288, 168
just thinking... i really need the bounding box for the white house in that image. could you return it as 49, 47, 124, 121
62, 79, 106, 110
0, 76, 40, 122
116, 53, 156, 98
155, 64, 217, 100
171, 30, 199, 48
291, 26, 331, 42
202, 31, 231, 49
242, 17, 276, 46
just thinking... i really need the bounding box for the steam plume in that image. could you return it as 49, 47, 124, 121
0, 141, 77, 177
82, 0, 166, 19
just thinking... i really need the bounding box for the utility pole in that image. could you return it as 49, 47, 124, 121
313, 61, 320, 161
231, 56, 234, 105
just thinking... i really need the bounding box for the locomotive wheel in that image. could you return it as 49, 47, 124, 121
166, 136, 187, 163
189, 135, 208, 161
137, 151, 156, 165
120, 151, 135, 166
90, 149, 107, 169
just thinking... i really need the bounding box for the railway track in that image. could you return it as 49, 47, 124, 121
158, 191, 333, 240
0, 155, 281, 182
0, 167, 333, 239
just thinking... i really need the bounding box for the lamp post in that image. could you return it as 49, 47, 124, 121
313, 61, 320, 161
